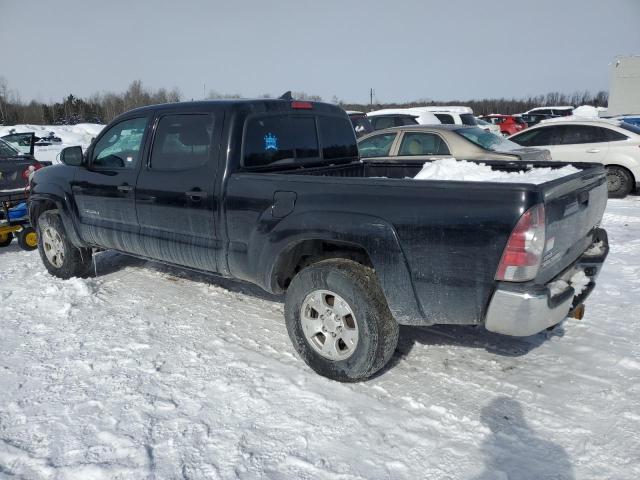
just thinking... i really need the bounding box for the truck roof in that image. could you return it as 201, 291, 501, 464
118, 99, 347, 118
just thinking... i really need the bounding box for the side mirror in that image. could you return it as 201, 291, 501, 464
60, 146, 84, 166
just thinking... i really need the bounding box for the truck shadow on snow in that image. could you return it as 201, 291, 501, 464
472, 396, 575, 480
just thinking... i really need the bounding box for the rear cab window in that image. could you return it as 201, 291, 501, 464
242, 113, 356, 169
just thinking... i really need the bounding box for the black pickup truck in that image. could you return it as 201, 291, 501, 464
28, 99, 609, 381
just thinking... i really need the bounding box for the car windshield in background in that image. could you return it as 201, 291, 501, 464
457, 127, 522, 152
460, 114, 477, 126
620, 122, 640, 135
0, 138, 21, 156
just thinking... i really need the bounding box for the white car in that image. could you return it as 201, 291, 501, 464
367, 108, 441, 127
524, 106, 574, 116
476, 117, 503, 136
509, 119, 640, 197
410, 106, 478, 126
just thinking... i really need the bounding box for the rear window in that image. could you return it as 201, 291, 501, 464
457, 127, 522, 151
243, 115, 320, 168
460, 114, 477, 126
318, 116, 358, 160
243, 114, 356, 168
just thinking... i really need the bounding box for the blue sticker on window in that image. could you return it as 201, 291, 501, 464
264, 133, 278, 151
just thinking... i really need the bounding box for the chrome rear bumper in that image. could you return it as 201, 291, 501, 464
484, 228, 608, 337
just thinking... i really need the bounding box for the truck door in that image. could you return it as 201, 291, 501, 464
135, 110, 221, 272
72, 116, 150, 252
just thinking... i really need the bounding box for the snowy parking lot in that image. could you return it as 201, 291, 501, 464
0, 197, 639, 479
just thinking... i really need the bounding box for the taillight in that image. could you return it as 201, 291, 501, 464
495, 204, 546, 282
291, 101, 313, 109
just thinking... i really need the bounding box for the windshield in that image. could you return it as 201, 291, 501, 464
457, 127, 523, 152
0, 138, 21, 156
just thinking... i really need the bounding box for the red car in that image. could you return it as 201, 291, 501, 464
480, 115, 528, 137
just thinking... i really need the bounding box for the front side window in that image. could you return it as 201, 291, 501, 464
243, 115, 319, 168
358, 133, 397, 158
92, 117, 148, 169
510, 126, 558, 147
398, 132, 450, 156
150, 114, 214, 170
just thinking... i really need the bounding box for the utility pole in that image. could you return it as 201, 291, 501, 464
203, 83, 206, 100
370, 88, 374, 110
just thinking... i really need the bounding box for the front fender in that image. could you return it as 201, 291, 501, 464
260, 211, 427, 325
29, 187, 86, 248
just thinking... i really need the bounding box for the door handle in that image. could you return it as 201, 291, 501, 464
117, 184, 134, 192
586, 149, 600, 153
185, 190, 207, 201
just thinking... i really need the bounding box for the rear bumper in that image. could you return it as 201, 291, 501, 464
484, 228, 609, 336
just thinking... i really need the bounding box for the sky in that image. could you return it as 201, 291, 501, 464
1, 0, 639, 104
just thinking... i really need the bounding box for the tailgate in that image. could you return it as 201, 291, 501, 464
536, 164, 608, 283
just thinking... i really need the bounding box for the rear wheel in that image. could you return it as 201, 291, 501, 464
37, 210, 92, 279
606, 166, 633, 198
0, 231, 13, 247
285, 259, 399, 382
17, 226, 38, 251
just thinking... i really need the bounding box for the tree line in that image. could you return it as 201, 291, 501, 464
0, 77, 608, 126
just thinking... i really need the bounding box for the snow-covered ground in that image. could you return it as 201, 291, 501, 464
1, 198, 639, 479
0, 124, 104, 163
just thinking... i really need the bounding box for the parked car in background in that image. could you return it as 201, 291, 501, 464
509, 119, 640, 197
524, 106, 574, 117
357, 125, 550, 162
412, 106, 478, 126
476, 117, 502, 136
480, 114, 528, 137
0, 138, 48, 193
346, 111, 374, 137
520, 113, 560, 127
367, 108, 440, 127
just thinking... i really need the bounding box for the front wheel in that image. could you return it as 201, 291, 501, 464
285, 259, 399, 382
37, 210, 93, 279
606, 166, 633, 198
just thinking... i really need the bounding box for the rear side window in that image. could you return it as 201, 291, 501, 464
371, 116, 395, 130
398, 132, 450, 156
150, 114, 214, 170
603, 128, 628, 141
318, 116, 358, 160
460, 114, 477, 126
243, 115, 319, 168
434, 113, 455, 124
398, 116, 419, 126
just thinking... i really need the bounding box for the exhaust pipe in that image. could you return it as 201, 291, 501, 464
569, 304, 585, 320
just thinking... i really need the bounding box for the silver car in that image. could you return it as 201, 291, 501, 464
358, 125, 550, 162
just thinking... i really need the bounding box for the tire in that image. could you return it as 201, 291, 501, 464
17, 226, 38, 251
285, 259, 399, 382
0, 231, 13, 247
37, 210, 92, 279
606, 166, 633, 198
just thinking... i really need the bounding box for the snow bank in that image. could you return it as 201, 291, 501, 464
0, 124, 104, 163
413, 158, 580, 184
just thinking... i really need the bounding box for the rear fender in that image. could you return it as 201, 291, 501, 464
262, 211, 426, 325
